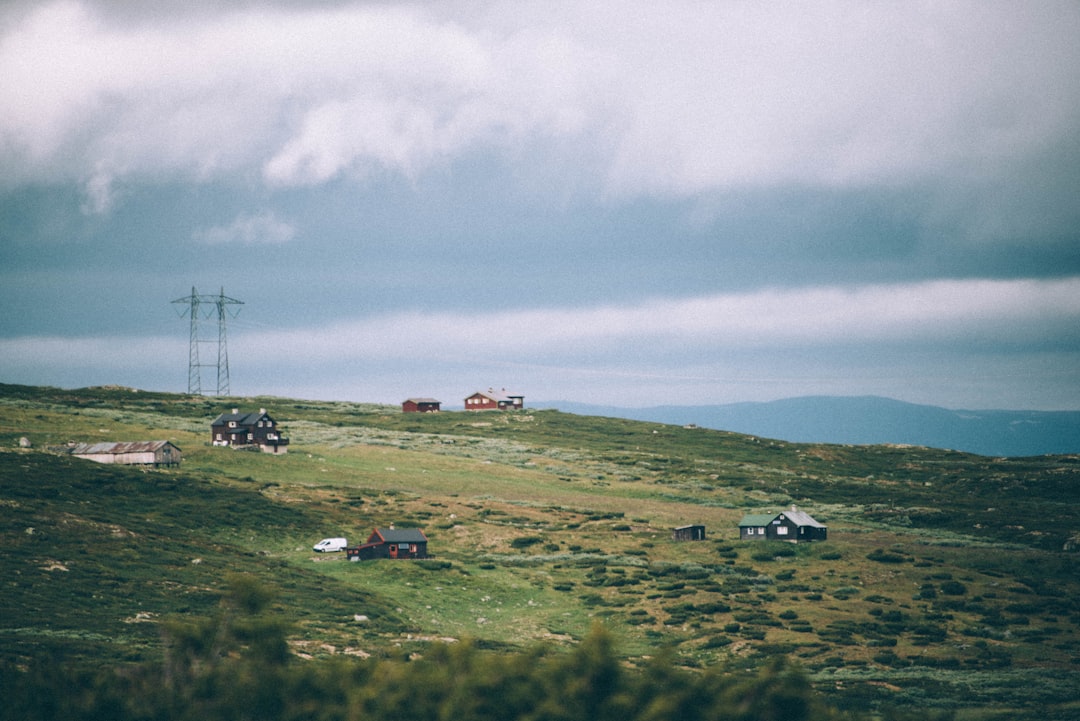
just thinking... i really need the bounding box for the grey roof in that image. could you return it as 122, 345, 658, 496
69, 440, 178, 455
467, 388, 523, 402
779, 509, 826, 528
211, 410, 272, 425
404, 398, 441, 404
374, 528, 427, 543
739, 508, 826, 528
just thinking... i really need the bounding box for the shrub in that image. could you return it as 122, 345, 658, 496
940, 580, 967, 596
867, 548, 906, 564
703, 635, 733, 648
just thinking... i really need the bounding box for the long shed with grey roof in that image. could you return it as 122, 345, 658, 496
67, 440, 181, 467
738, 506, 827, 542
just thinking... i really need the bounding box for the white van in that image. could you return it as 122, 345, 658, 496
313, 537, 347, 553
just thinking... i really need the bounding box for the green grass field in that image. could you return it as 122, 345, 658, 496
1, 383, 1078, 719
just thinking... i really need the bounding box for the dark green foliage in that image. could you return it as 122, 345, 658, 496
4, 383, 1080, 721
0, 622, 850, 721
939, 580, 967, 596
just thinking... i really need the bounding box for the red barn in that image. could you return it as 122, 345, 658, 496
402, 398, 441, 413
464, 388, 524, 411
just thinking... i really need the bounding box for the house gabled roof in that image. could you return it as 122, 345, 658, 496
739, 508, 826, 528
466, 388, 522, 402
738, 513, 776, 527
779, 508, 826, 528
211, 410, 272, 426
404, 398, 441, 404
69, 440, 178, 455
371, 527, 427, 544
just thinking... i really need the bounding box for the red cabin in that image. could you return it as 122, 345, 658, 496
464, 388, 524, 411
347, 527, 429, 561
402, 398, 441, 413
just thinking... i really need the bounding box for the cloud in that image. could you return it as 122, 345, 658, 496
193, 211, 296, 245
3, 277, 1077, 408
3, 1, 1077, 230
237, 277, 1080, 363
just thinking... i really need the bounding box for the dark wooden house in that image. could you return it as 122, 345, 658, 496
738, 506, 827, 542
464, 388, 524, 411
402, 398, 441, 413
210, 408, 289, 454
347, 527, 429, 561
672, 524, 706, 541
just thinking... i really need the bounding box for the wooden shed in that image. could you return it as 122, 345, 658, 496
347, 527, 429, 561
402, 398, 441, 413
68, 441, 181, 468
672, 524, 706, 541
738, 506, 827, 542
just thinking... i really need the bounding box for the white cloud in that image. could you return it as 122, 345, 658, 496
193, 211, 296, 245
238, 277, 1080, 362
2, 0, 1076, 214
3, 277, 1077, 408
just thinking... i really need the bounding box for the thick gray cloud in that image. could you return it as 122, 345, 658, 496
2, 1, 1078, 409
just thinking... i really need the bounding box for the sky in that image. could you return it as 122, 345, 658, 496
2, 1, 1080, 410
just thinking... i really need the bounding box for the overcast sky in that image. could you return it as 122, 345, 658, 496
2, 1, 1079, 410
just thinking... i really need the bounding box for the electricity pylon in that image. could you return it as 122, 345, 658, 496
172, 287, 243, 396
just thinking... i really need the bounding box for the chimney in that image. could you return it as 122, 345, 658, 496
232, 408, 239, 414
259, 408, 266, 414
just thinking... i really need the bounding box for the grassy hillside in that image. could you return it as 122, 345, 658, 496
1, 383, 1078, 719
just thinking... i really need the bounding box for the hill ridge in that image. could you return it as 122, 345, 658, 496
532, 395, 1080, 457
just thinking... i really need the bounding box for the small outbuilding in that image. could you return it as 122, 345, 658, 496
673, 524, 706, 541
402, 398, 441, 413
67, 440, 182, 468
739, 506, 827, 542
347, 527, 429, 561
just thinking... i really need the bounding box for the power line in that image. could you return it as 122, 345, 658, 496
171, 287, 243, 396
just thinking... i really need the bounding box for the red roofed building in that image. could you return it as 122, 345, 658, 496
464, 388, 524, 411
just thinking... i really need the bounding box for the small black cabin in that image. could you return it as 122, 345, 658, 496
672, 524, 706, 541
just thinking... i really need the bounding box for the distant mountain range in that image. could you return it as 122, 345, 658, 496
531, 396, 1080, 457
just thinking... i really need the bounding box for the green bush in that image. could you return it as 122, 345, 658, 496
940, 580, 967, 595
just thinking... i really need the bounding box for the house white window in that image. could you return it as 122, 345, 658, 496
777, 526, 789, 535
216, 433, 222, 440
229, 421, 236, 428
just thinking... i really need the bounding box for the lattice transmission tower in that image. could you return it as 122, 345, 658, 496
172, 287, 243, 396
